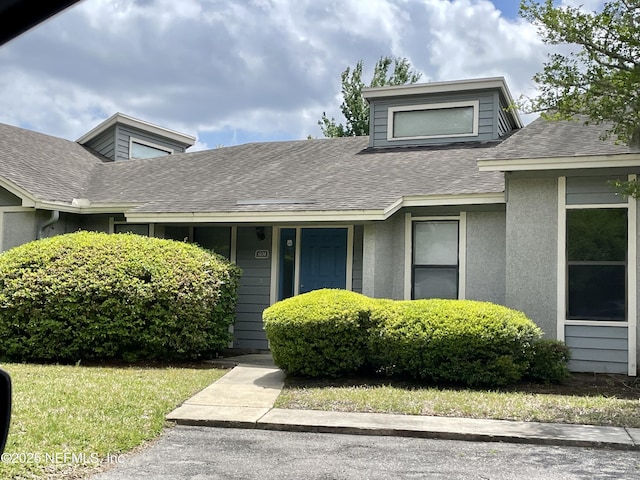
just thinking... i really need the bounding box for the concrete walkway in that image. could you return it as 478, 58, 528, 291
167, 354, 640, 451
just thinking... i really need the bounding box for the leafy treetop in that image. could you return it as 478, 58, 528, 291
319, 56, 421, 137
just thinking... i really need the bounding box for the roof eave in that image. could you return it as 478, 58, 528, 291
478, 153, 640, 172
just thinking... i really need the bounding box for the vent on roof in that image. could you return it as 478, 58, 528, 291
236, 199, 317, 205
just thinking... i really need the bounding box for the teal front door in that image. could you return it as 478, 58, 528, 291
299, 228, 347, 293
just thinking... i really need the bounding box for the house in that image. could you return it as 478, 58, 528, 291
0, 77, 637, 376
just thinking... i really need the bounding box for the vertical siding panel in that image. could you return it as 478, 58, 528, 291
233, 226, 272, 350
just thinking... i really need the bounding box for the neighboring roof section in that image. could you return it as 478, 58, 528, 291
76, 113, 196, 149
479, 116, 640, 172
0, 122, 103, 204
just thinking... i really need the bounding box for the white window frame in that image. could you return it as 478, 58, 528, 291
110, 218, 155, 237
129, 137, 174, 159
557, 175, 637, 376
387, 100, 479, 141
404, 213, 466, 300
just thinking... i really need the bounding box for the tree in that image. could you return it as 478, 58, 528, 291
319, 56, 421, 137
520, 0, 640, 147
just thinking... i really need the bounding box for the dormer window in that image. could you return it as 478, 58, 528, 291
388, 100, 479, 141
130, 138, 173, 159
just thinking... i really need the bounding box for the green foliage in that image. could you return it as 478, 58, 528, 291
264, 291, 557, 387
319, 56, 421, 137
526, 339, 571, 384
0, 231, 241, 362
369, 299, 542, 387
520, 0, 640, 147
263, 289, 374, 376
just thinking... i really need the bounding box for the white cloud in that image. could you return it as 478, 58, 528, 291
0, 0, 574, 146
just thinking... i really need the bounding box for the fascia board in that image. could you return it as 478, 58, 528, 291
478, 154, 640, 172
77, 113, 196, 147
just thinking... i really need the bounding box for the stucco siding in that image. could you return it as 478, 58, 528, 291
505, 177, 558, 337
465, 211, 506, 304
362, 215, 405, 299
2, 211, 37, 251
0, 188, 21, 206
233, 226, 272, 350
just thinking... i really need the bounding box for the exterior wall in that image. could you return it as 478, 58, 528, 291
369, 90, 505, 148
362, 214, 406, 299
115, 125, 188, 161
352, 225, 363, 293
2, 211, 38, 251
505, 176, 558, 338
465, 210, 506, 305
78, 214, 111, 233
565, 325, 628, 374
233, 226, 272, 350
0, 188, 21, 206
84, 127, 116, 160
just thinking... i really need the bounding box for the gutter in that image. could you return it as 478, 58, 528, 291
37, 210, 60, 239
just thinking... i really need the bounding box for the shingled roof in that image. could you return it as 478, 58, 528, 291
1, 116, 637, 217
0, 123, 103, 203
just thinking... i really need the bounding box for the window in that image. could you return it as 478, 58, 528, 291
130, 139, 172, 159
566, 208, 627, 321
412, 221, 459, 299
388, 101, 479, 140
114, 223, 149, 236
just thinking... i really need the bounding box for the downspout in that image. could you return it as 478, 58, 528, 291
37, 210, 60, 240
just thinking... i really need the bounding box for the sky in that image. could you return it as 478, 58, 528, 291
0, 0, 604, 151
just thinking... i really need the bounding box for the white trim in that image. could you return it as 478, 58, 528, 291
408, 215, 464, 300
557, 177, 566, 342
566, 203, 628, 209
404, 213, 412, 300
129, 137, 174, 159
478, 153, 640, 172
77, 112, 196, 146
565, 320, 629, 327
627, 174, 637, 376
0, 206, 34, 213
458, 211, 467, 300
387, 100, 479, 141
293, 228, 301, 296
346, 226, 354, 291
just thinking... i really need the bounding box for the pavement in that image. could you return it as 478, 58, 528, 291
167, 354, 640, 451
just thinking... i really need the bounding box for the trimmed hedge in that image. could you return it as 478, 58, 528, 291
263, 290, 566, 387
526, 339, 571, 383
0, 231, 241, 362
263, 289, 374, 377
369, 299, 542, 386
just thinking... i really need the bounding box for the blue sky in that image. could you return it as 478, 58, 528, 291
0, 0, 602, 150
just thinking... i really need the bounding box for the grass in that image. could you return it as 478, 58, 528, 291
0, 363, 226, 480
275, 373, 640, 428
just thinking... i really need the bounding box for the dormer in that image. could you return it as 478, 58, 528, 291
76, 113, 196, 161
362, 77, 523, 149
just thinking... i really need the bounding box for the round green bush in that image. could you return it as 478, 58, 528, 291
368, 299, 543, 386
526, 339, 571, 383
0, 231, 241, 362
263, 289, 374, 376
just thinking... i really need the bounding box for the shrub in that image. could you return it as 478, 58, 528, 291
263, 289, 374, 377
0, 231, 241, 362
369, 299, 542, 387
526, 339, 571, 383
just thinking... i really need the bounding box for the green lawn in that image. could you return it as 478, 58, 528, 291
275, 374, 640, 428
0, 363, 226, 479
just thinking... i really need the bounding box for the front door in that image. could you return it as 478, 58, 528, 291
278, 227, 348, 299
299, 228, 347, 294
